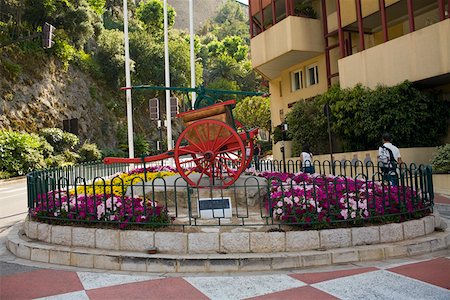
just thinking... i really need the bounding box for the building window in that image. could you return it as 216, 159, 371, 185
291, 69, 303, 91
306, 64, 319, 86
279, 81, 282, 97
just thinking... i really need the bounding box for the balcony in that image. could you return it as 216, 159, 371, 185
338, 19, 450, 89
250, 16, 324, 80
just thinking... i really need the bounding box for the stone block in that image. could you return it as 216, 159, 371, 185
31, 248, 50, 263
27, 221, 38, 239
7, 240, 18, 256
208, 259, 239, 272
302, 253, 331, 267
37, 223, 51, 243
403, 219, 425, 239
178, 259, 207, 272
358, 247, 384, 261
406, 241, 431, 256
423, 216, 435, 235
430, 238, 447, 251
380, 223, 403, 243
250, 232, 285, 253
320, 228, 351, 249
272, 255, 301, 269
50, 250, 71, 265
121, 257, 147, 272
239, 257, 272, 271
220, 232, 250, 253
147, 258, 177, 272
155, 232, 187, 253
71, 253, 94, 268
95, 229, 119, 250
332, 250, 359, 264
286, 231, 320, 251
94, 255, 121, 270
120, 230, 154, 252
51, 225, 72, 246
352, 227, 380, 246
384, 245, 408, 258
16, 244, 31, 259
188, 233, 219, 254
23, 221, 29, 237
72, 227, 95, 248
433, 211, 441, 229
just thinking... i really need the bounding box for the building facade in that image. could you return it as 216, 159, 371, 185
249, 0, 450, 159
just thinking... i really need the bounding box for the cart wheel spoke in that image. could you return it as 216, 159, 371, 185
175, 119, 245, 188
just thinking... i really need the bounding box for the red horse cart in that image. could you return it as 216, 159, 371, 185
104, 86, 263, 188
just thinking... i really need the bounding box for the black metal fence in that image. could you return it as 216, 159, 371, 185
27, 159, 434, 228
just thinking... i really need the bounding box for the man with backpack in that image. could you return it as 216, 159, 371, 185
378, 132, 402, 186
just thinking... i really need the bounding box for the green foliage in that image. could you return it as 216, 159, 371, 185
53, 38, 78, 70
96, 29, 125, 87
234, 96, 271, 132
1, 57, 22, 80
87, 0, 106, 15
294, 2, 318, 18
322, 81, 450, 150
101, 148, 127, 158
136, 0, 175, 35
431, 144, 450, 173
286, 99, 329, 156
0, 171, 12, 180
134, 134, 151, 157
78, 142, 102, 162
39, 128, 79, 153
0, 130, 50, 176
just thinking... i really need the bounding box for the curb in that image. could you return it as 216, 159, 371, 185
0, 176, 27, 184
5, 221, 450, 274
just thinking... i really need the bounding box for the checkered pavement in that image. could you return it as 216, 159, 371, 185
1, 257, 449, 300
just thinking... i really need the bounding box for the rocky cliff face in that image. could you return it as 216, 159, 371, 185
0, 47, 122, 148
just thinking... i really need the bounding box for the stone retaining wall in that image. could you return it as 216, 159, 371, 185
23, 213, 441, 255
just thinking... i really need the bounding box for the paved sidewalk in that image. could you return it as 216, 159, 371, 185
1, 242, 449, 299
0, 188, 449, 299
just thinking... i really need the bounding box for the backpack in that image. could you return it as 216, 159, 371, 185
380, 145, 397, 172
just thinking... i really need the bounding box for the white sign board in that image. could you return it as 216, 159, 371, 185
197, 197, 232, 219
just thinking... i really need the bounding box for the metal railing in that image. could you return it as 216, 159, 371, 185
26, 159, 434, 229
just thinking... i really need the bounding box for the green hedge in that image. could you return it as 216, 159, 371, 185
286, 81, 450, 155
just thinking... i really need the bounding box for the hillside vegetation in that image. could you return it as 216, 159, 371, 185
0, 0, 264, 153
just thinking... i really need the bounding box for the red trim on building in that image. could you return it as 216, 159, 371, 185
336, 0, 345, 57
407, 0, 415, 32
356, 0, 365, 51
249, 0, 254, 37
438, 0, 445, 20
379, 0, 389, 42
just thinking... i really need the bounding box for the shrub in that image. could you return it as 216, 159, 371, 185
0, 130, 49, 175
431, 144, 450, 173
39, 128, 79, 153
78, 142, 102, 162
101, 148, 127, 158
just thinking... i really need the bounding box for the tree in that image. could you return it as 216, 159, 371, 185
96, 29, 127, 87
234, 96, 271, 133
286, 99, 329, 156
135, 0, 175, 35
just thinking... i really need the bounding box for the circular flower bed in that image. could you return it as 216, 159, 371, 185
251, 170, 430, 228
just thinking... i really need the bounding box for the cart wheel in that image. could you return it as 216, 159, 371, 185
174, 119, 246, 188
234, 120, 254, 170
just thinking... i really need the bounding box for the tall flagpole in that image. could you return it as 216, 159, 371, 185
123, 0, 134, 158
189, 0, 196, 109
164, 0, 172, 151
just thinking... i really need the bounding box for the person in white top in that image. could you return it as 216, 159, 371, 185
377, 133, 402, 186
301, 144, 314, 173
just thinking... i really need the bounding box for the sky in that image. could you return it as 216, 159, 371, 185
236, 0, 249, 5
